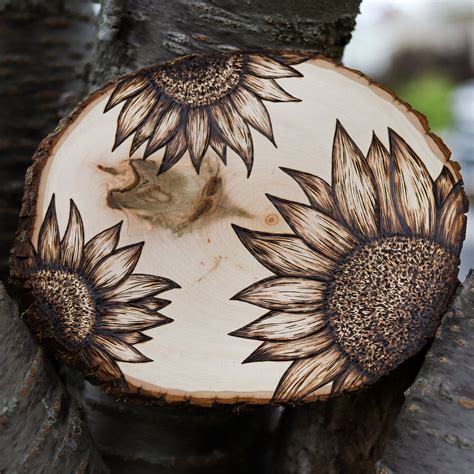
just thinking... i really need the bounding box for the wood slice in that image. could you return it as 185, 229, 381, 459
11, 51, 468, 405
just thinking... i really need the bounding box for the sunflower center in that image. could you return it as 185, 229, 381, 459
30, 268, 96, 346
153, 53, 244, 106
327, 236, 458, 378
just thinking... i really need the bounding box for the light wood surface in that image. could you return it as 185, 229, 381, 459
12, 52, 466, 405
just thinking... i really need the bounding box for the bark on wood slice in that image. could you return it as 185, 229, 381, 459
11, 51, 468, 406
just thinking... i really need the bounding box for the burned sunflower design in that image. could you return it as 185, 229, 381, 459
231, 121, 467, 402
104, 51, 306, 176
24, 195, 179, 381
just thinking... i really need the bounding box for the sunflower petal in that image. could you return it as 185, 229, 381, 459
186, 107, 210, 172
233, 225, 335, 278
23, 240, 38, 272
280, 167, 337, 216
242, 75, 300, 102
98, 305, 172, 331
94, 334, 151, 362
332, 121, 379, 239
89, 243, 143, 288
231, 88, 274, 143
105, 75, 150, 112
144, 104, 182, 159
38, 195, 60, 264
115, 332, 152, 345
141, 297, 171, 312
210, 99, 254, 175
210, 134, 227, 164
99, 273, 180, 303
247, 53, 302, 78
273, 346, 348, 402
434, 166, 456, 206
159, 128, 187, 174
233, 276, 327, 312
435, 183, 468, 255
267, 195, 358, 261
389, 129, 437, 237
331, 366, 369, 393
83, 222, 122, 275
130, 100, 169, 155
82, 345, 123, 379
244, 330, 333, 362
113, 86, 159, 151
230, 310, 327, 341
60, 200, 84, 269
366, 133, 404, 236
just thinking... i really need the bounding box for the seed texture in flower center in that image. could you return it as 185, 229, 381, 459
229, 122, 466, 402
106, 50, 303, 173
30, 268, 96, 345
327, 236, 459, 377
153, 54, 244, 106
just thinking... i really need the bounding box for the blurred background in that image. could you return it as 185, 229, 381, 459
344, 0, 474, 279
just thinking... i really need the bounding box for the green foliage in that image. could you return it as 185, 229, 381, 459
396, 73, 455, 131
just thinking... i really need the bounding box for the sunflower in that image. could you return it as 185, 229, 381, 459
231, 121, 467, 402
23, 195, 179, 381
104, 51, 306, 176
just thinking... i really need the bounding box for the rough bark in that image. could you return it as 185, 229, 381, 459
377, 271, 474, 474
65, 377, 280, 474
90, 0, 362, 86
0, 0, 95, 283
0, 2, 107, 471
0, 282, 108, 473
272, 355, 424, 474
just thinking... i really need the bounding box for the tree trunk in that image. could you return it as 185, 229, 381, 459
70, 1, 363, 472
0, 1, 106, 471
0, 0, 364, 472
273, 354, 424, 474
66, 377, 280, 474
90, 0, 361, 87
3, 1, 469, 473
0, 282, 108, 473
0, 0, 95, 283
377, 271, 474, 474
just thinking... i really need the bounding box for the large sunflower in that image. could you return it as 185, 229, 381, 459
104, 51, 306, 176
231, 121, 467, 402
23, 195, 179, 381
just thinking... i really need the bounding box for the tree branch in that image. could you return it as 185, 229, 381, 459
90, 0, 361, 85
272, 352, 423, 473
0, 282, 108, 473
378, 271, 474, 473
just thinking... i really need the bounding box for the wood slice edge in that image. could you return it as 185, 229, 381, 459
9, 50, 461, 406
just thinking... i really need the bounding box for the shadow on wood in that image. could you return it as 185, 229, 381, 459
65, 375, 281, 474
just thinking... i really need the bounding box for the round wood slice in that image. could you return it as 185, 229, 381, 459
11, 51, 467, 405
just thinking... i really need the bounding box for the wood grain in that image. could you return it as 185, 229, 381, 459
11, 52, 466, 405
